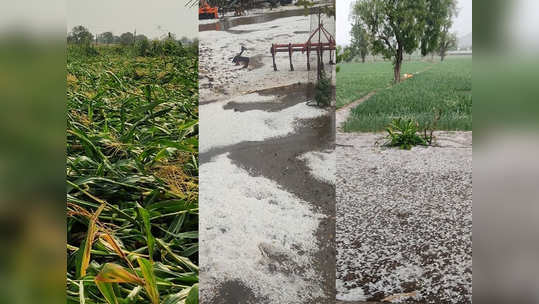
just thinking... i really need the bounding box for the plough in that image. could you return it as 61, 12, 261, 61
270, 20, 336, 72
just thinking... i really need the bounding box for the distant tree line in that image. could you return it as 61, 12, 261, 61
67, 25, 198, 57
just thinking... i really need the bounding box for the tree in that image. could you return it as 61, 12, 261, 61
296, 0, 335, 17
437, 28, 457, 61
67, 25, 94, 44
336, 45, 343, 63
180, 36, 191, 45
342, 46, 353, 62
353, 0, 456, 83
119, 32, 134, 46
135, 34, 148, 42
135, 38, 151, 56
98, 31, 114, 44
420, 0, 457, 56
350, 20, 369, 63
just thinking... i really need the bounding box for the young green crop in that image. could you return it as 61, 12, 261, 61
343, 56, 472, 132
66, 44, 199, 304
336, 60, 434, 108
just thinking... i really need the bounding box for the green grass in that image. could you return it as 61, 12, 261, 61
343, 56, 472, 132
66, 44, 199, 304
336, 60, 435, 108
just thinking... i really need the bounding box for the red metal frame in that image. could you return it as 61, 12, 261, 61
270, 22, 336, 71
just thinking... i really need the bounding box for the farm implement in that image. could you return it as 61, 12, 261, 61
270, 20, 336, 72
199, 0, 219, 19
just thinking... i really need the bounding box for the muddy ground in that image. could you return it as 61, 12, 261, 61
336, 131, 472, 303
199, 9, 335, 304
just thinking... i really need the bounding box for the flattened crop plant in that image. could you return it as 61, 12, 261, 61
66, 42, 199, 304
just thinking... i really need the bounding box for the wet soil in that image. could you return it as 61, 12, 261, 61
210, 280, 268, 304
222, 83, 309, 112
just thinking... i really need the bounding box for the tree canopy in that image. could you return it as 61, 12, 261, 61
98, 32, 114, 44
350, 20, 369, 63
437, 27, 457, 61
353, 0, 457, 82
67, 25, 94, 44
119, 32, 134, 46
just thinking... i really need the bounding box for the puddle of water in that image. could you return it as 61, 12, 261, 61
199, 7, 311, 32
222, 83, 310, 112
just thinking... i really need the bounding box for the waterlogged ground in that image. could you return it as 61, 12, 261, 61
336, 132, 472, 303
199, 12, 335, 304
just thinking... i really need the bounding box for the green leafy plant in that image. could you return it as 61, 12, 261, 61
384, 118, 429, 150
314, 69, 332, 107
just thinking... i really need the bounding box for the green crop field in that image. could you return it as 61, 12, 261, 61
342, 56, 472, 132
336, 60, 435, 108
66, 44, 199, 304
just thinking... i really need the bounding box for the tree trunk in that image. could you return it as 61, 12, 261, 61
361, 55, 365, 63
394, 62, 401, 83
393, 45, 403, 83
440, 52, 445, 61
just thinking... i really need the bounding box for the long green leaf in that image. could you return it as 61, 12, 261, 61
185, 283, 198, 304
156, 238, 198, 273
95, 281, 119, 304
137, 257, 160, 304
137, 204, 155, 261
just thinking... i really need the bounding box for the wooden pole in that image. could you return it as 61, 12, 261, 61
271, 44, 277, 71
316, 48, 320, 80
320, 48, 324, 70
288, 43, 294, 71
306, 44, 310, 71
317, 9, 321, 80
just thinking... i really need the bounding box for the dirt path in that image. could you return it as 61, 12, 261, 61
335, 91, 376, 131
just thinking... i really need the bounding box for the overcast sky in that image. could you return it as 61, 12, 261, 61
336, 0, 472, 46
67, 0, 197, 39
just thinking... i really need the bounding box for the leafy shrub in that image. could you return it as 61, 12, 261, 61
384, 118, 429, 150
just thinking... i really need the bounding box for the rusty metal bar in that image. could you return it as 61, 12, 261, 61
271, 44, 277, 71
